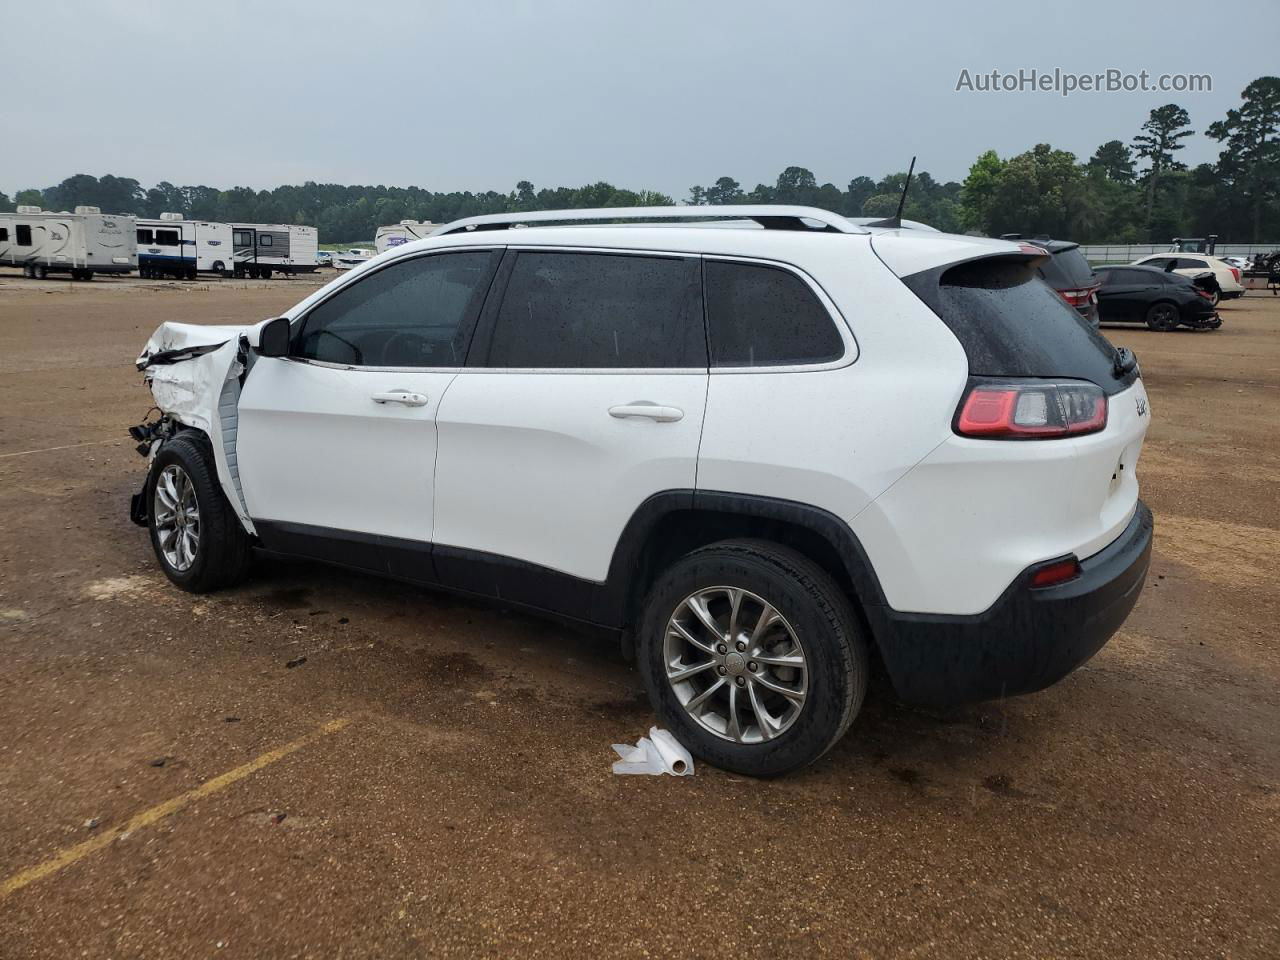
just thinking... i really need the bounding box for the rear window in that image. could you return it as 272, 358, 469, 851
904, 256, 1133, 393
705, 260, 844, 366
1037, 246, 1095, 289
483, 251, 704, 369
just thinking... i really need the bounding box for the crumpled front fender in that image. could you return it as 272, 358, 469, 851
138, 321, 260, 534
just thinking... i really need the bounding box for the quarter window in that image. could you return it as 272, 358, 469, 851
16, 224, 32, 246
483, 252, 703, 369
705, 260, 843, 366
295, 251, 496, 368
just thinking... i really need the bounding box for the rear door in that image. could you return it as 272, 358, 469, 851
236, 248, 501, 572
432, 248, 708, 596
1098, 269, 1155, 322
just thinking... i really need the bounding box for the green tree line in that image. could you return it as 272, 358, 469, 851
2, 76, 1275, 244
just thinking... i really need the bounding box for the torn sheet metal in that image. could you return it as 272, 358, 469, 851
138, 321, 260, 534
612, 727, 694, 776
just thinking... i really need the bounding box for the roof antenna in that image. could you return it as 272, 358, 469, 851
865, 156, 916, 229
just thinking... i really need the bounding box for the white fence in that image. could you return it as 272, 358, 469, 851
1081, 243, 1279, 264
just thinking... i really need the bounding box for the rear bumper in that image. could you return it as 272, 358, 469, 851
874, 501, 1153, 705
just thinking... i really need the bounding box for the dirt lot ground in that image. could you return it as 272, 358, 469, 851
0, 268, 1276, 958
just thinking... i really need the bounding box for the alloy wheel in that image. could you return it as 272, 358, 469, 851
664, 586, 808, 743
153, 464, 201, 572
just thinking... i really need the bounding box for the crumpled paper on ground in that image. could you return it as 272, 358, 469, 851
611, 727, 694, 776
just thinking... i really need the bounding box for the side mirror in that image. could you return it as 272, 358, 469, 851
257, 317, 291, 357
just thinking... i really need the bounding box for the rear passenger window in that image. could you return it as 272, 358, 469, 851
705, 260, 843, 367
484, 252, 703, 368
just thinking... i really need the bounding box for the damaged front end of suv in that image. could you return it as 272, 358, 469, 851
129, 321, 259, 537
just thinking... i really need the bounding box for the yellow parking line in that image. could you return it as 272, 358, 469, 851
0, 716, 352, 901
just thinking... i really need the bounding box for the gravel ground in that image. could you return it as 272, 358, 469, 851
0, 269, 1276, 958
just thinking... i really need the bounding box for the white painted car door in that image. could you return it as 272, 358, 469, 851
236, 249, 501, 546
433, 249, 708, 582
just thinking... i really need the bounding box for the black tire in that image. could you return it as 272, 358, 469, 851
233, 266, 245, 279
186, 267, 197, 281
22, 263, 33, 278
212, 261, 226, 277
1209, 289, 1221, 307
34, 264, 47, 280
260, 267, 272, 280
147, 433, 252, 593
1145, 301, 1180, 331
636, 539, 869, 777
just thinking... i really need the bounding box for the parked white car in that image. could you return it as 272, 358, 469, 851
129, 206, 1153, 776
1132, 253, 1244, 304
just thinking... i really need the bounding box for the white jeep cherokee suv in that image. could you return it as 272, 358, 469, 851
130, 206, 1153, 777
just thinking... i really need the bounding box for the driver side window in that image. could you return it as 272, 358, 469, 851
295, 250, 497, 368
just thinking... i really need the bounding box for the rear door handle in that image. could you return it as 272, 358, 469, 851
371, 390, 429, 407
608, 401, 684, 423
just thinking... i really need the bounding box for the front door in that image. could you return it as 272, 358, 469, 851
236, 248, 502, 572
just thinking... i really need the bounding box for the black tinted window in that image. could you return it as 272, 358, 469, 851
296, 251, 495, 367
484, 252, 703, 368
904, 257, 1131, 394
155, 229, 180, 246
16, 225, 32, 246
137, 228, 154, 244
1037, 247, 1095, 289
0, 228, 7, 241
705, 260, 842, 366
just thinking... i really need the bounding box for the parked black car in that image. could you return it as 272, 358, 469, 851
1095, 265, 1222, 331
1001, 235, 1100, 327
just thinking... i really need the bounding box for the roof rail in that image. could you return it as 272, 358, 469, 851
430, 205, 867, 236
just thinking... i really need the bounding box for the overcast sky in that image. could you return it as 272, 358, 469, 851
3, 0, 1276, 199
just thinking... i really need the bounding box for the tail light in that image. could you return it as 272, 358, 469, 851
956, 379, 1108, 439
1229, 267, 1240, 283
1057, 287, 1094, 307
1197, 288, 1214, 300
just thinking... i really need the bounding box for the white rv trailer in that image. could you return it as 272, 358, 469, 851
230, 223, 319, 279
0, 206, 136, 279
135, 214, 235, 279
374, 220, 437, 254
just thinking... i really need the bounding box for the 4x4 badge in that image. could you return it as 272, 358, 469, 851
1136, 396, 1148, 416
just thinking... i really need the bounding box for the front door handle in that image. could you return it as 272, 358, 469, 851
371, 390, 429, 407
608, 401, 684, 423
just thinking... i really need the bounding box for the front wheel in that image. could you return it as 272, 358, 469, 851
147, 434, 251, 592
637, 539, 868, 777
1145, 302, 1180, 331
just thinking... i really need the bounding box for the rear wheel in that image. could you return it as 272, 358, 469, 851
637, 539, 868, 777
212, 261, 226, 277
34, 264, 47, 279
1145, 301, 1180, 331
147, 434, 251, 593
260, 267, 273, 280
